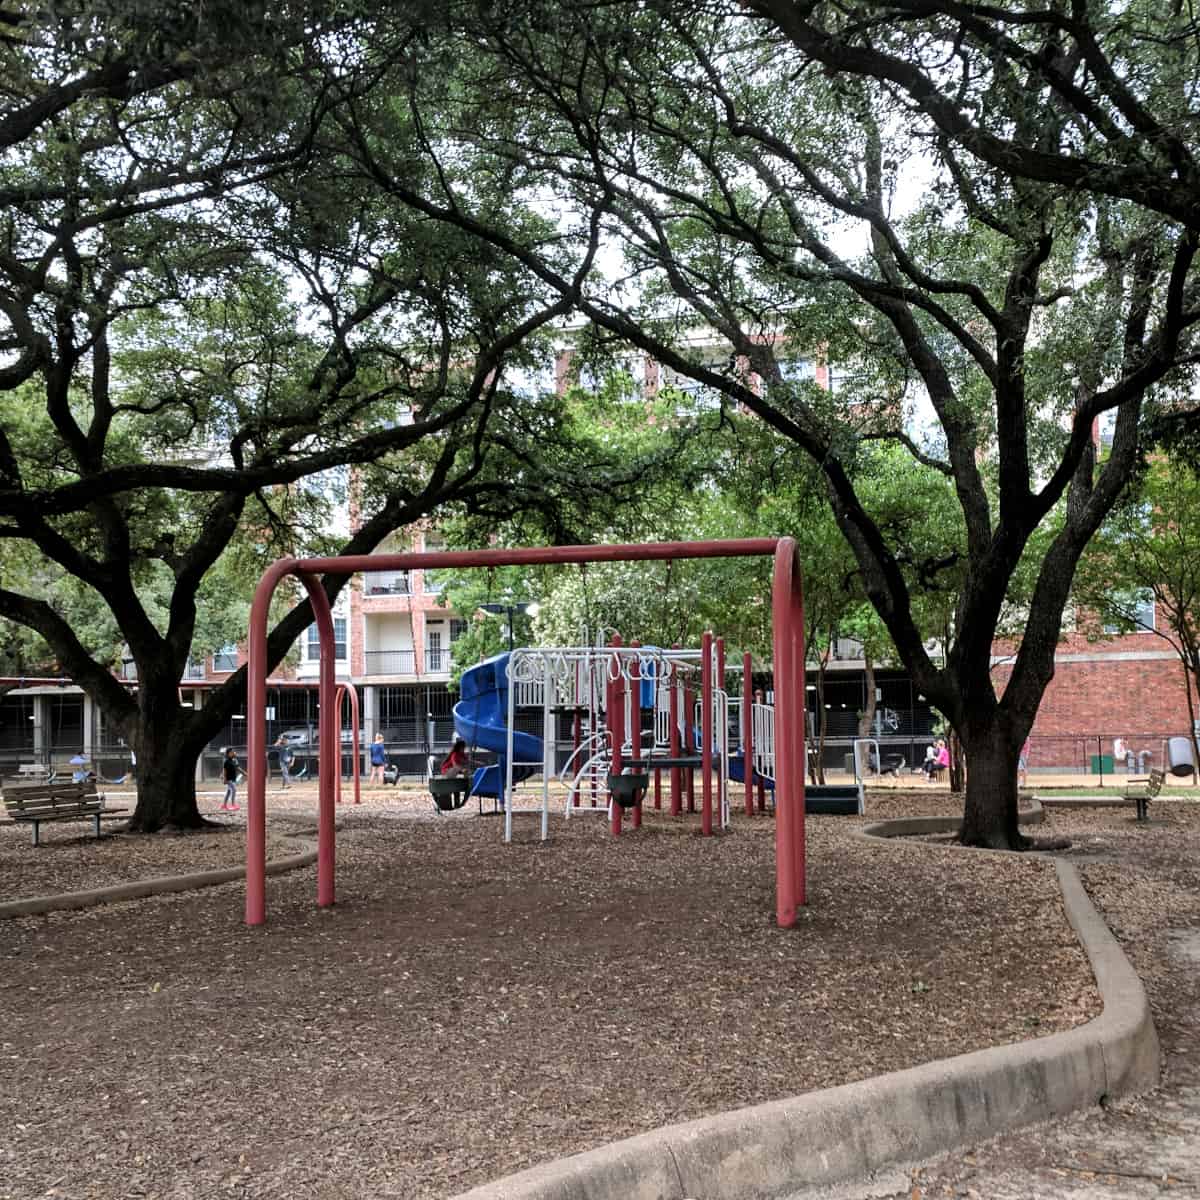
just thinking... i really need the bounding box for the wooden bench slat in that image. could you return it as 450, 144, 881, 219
1, 779, 110, 844
7, 800, 105, 816
1122, 768, 1164, 822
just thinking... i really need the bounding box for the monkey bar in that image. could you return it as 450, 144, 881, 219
244, 539, 805, 927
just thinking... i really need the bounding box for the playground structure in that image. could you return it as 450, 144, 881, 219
244, 538, 806, 928
450, 639, 798, 843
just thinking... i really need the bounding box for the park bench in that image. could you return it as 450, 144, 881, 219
1, 779, 125, 846
1124, 767, 1165, 823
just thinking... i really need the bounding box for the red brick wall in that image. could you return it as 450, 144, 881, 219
992, 639, 1195, 769
994, 655, 1191, 737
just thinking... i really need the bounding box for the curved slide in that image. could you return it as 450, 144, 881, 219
729, 753, 774, 790
452, 652, 542, 799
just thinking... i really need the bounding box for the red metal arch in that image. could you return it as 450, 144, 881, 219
244, 539, 806, 926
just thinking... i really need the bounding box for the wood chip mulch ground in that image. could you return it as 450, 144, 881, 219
0, 787, 1118, 1200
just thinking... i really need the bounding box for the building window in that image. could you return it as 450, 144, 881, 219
1103, 591, 1155, 635
777, 357, 815, 383
450, 618, 468, 642
1133, 593, 1155, 632
212, 644, 238, 672
306, 618, 347, 660
662, 363, 724, 410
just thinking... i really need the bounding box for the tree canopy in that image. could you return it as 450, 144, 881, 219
329, 0, 1200, 845
0, 1, 651, 829
9, 0, 1200, 849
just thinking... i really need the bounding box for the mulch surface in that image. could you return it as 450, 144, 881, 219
856, 798, 1200, 1200
0, 787, 1113, 1200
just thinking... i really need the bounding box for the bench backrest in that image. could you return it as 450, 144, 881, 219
2, 780, 102, 817
1148, 768, 1166, 796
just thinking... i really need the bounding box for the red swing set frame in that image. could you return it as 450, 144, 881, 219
243, 538, 806, 926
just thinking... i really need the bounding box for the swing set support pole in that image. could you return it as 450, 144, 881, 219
755, 689, 768, 813
669, 647, 681, 817
701, 631, 714, 836
608, 634, 624, 837
772, 539, 807, 921
716, 637, 726, 828
630, 642, 642, 830
244, 537, 804, 927
333, 683, 362, 807
743, 651, 755, 817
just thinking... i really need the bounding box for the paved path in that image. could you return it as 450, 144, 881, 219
803, 825, 1200, 1200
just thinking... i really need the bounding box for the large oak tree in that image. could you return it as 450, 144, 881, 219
325, 0, 1200, 847
0, 1, 639, 830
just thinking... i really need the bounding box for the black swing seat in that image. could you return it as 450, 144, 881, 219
428, 754, 470, 812
607, 772, 649, 808
430, 776, 469, 811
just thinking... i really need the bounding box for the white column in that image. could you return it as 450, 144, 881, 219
31, 695, 47, 757
82, 693, 95, 757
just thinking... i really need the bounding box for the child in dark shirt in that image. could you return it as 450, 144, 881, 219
221, 747, 242, 811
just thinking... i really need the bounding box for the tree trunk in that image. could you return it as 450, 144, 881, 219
858, 656, 876, 737
948, 729, 965, 793
813, 655, 829, 785
125, 697, 209, 832
127, 741, 209, 831
958, 725, 1023, 849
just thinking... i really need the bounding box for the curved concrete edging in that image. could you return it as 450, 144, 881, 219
859, 797, 1046, 840
450, 807, 1159, 1200
0, 839, 317, 919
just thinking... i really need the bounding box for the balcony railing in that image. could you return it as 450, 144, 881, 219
830, 637, 864, 661
121, 659, 207, 681
362, 649, 452, 675
363, 570, 412, 596
364, 650, 416, 676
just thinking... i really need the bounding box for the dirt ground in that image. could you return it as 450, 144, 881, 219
0, 786, 1169, 1200
818, 800, 1200, 1200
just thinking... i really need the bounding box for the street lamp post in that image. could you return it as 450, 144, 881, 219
478, 601, 540, 651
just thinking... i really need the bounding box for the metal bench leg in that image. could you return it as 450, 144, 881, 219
1136, 797, 1148, 822
31, 821, 39, 848
94, 813, 102, 838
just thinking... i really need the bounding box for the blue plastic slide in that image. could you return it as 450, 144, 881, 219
452, 652, 542, 799
729, 753, 775, 790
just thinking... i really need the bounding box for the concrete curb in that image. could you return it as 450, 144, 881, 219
859, 798, 1045, 841
0, 840, 317, 919
450, 810, 1158, 1200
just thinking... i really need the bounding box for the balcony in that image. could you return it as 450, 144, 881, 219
363, 570, 412, 596
830, 637, 865, 661
121, 659, 208, 681
364, 650, 416, 676
362, 649, 451, 676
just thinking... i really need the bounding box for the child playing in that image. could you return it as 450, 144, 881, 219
440, 737, 470, 778
221, 747, 242, 811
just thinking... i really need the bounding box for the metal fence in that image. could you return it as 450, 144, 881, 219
1023, 733, 1196, 783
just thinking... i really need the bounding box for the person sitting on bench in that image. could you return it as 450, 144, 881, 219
928, 739, 949, 781
440, 737, 470, 778
921, 744, 937, 780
